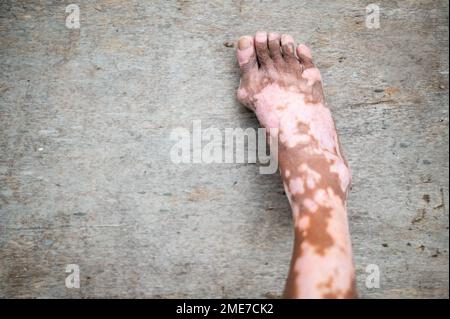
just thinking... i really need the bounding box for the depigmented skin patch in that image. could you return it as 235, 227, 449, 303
236, 32, 356, 299
317, 276, 357, 299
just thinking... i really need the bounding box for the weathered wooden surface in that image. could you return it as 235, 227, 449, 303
0, 0, 448, 298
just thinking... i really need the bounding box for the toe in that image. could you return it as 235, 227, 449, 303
254, 31, 272, 68
281, 34, 296, 60
296, 44, 315, 69
236, 35, 258, 73
268, 32, 283, 64
281, 34, 301, 73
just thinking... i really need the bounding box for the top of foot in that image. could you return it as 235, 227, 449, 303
235, 32, 351, 193
236, 31, 324, 114
235, 32, 336, 154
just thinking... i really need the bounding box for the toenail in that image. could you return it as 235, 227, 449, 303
297, 44, 312, 59
255, 31, 267, 42
238, 36, 252, 50
281, 34, 294, 44
285, 44, 294, 54
268, 32, 280, 41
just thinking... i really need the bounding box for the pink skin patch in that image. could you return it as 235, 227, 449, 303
295, 215, 310, 230
299, 164, 322, 189
330, 158, 352, 193
285, 169, 291, 178
303, 198, 319, 212
254, 83, 338, 153
289, 177, 305, 195
314, 188, 328, 205
306, 177, 316, 189
325, 152, 352, 193
302, 68, 322, 86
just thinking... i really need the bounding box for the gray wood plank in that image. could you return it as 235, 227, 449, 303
0, 0, 448, 298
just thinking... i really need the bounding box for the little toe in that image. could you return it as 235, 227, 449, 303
281, 34, 296, 60
236, 35, 258, 74
296, 43, 315, 69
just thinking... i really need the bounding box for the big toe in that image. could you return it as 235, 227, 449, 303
236, 35, 258, 74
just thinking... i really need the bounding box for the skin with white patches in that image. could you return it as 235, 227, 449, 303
285, 169, 291, 178
302, 198, 319, 213
302, 68, 322, 86
236, 32, 356, 298
289, 177, 305, 195
294, 187, 355, 298
299, 164, 322, 189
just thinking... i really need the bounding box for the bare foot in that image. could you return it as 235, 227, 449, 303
236, 32, 356, 299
